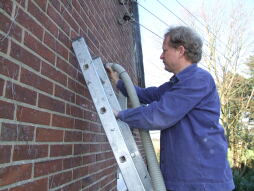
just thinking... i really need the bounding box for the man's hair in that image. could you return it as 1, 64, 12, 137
164, 26, 203, 63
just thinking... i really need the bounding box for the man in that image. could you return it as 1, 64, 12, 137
107, 26, 235, 191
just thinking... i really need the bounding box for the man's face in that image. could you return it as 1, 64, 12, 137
160, 36, 180, 73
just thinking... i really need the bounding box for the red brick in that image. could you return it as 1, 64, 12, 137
62, 180, 82, 191
95, 134, 107, 142
61, 6, 79, 33
0, 145, 11, 164
0, 123, 17, 141
0, 34, 8, 54
100, 181, 116, 191
16, 8, 43, 39
10, 41, 40, 71
82, 132, 96, 142
84, 87, 92, 100
66, 104, 83, 118
88, 182, 99, 191
55, 41, 69, 60
17, 124, 35, 141
81, 174, 97, 188
52, 114, 74, 129
54, 84, 75, 103
49, 171, 72, 189
101, 143, 111, 151
74, 119, 89, 131
0, 100, 14, 119
83, 110, 99, 122
24, 32, 55, 64
20, 68, 53, 94
71, 10, 88, 37
36, 128, 63, 142
68, 78, 85, 96
34, 159, 62, 177
0, 164, 32, 186
0, 123, 34, 141
64, 130, 82, 142
10, 178, 48, 191
0, 78, 5, 96
90, 144, 101, 153
43, 33, 68, 61
38, 94, 65, 113
85, 35, 99, 57
79, 3, 93, 27
74, 144, 90, 155
48, 0, 61, 12
47, 3, 70, 36
56, 56, 77, 78
71, 0, 81, 13
43, 31, 57, 52
68, 53, 79, 68
33, 0, 47, 11
87, 29, 99, 49
58, 30, 71, 49
88, 162, 102, 174
70, 29, 78, 40
50, 144, 72, 157
0, 0, 12, 15
28, 1, 58, 37
17, 0, 26, 8
17, 106, 50, 125
5, 82, 37, 105
0, 56, 20, 79
73, 166, 88, 179
89, 123, 102, 133
76, 94, 95, 110
0, 12, 22, 41
63, 156, 82, 169
13, 145, 48, 161
41, 61, 67, 85
96, 153, 107, 162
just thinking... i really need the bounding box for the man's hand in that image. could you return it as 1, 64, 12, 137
105, 66, 119, 86
113, 110, 120, 119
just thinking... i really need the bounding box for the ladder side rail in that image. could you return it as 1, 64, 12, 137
72, 38, 153, 191
93, 58, 152, 183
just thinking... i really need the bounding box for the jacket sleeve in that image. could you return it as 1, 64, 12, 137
116, 80, 161, 104
118, 77, 212, 130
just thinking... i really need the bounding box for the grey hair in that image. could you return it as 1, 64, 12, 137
164, 26, 203, 63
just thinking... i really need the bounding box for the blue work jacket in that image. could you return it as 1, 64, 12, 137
117, 64, 235, 191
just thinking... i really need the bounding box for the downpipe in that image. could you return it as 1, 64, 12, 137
106, 63, 167, 191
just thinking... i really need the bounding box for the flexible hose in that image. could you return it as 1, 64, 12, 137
106, 63, 166, 191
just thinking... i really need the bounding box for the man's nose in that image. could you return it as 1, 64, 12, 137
160, 53, 164, 60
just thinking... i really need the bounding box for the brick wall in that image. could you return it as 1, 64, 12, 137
0, 0, 142, 190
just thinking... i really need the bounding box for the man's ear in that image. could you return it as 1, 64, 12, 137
178, 45, 185, 56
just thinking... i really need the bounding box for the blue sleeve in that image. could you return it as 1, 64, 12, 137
116, 80, 160, 104
117, 77, 212, 130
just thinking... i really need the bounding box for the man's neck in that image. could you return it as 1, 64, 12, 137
174, 60, 192, 74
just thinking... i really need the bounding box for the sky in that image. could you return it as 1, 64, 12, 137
138, 0, 254, 87
137, 0, 254, 138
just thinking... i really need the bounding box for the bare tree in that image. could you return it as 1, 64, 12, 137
187, 0, 254, 168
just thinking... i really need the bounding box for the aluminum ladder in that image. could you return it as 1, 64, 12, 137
72, 37, 154, 191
